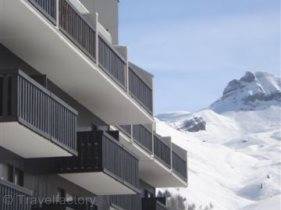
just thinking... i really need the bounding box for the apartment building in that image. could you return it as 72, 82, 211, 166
0, 0, 188, 209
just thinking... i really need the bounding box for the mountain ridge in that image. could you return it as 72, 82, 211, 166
157, 71, 281, 133
210, 71, 281, 113
156, 71, 281, 210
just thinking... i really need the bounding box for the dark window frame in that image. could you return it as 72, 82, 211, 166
2, 164, 25, 187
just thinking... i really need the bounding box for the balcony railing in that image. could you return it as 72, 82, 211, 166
142, 198, 167, 210
172, 151, 187, 181
153, 135, 171, 168
129, 68, 153, 113
29, 0, 56, 24
98, 36, 126, 88
27, 0, 156, 119
102, 132, 139, 189
156, 202, 168, 210
110, 195, 142, 210
0, 179, 32, 210
57, 129, 139, 191
28, 0, 127, 90
172, 143, 188, 182
0, 69, 78, 154
32, 201, 97, 210
59, 0, 96, 61
118, 125, 132, 137
133, 125, 153, 153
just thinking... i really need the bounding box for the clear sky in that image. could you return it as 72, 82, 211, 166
118, 0, 280, 114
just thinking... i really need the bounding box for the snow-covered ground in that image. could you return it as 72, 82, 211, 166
156, 72, 281, 210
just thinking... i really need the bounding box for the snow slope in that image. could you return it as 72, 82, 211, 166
156, 72, 281, 210
243, 195, 281, 210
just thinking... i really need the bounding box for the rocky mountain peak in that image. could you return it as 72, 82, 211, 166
211, 71, 281, 113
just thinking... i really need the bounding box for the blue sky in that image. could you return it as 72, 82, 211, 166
118, 0, 280, 114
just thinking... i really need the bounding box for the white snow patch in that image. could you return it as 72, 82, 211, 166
156, 106, 281, 210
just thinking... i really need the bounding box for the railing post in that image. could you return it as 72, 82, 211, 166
186, 151, 189, 184
56, 0, 60, 28
94, 12, 99, 66
11, 75, 18, 118
168, 137, 172, 168
151, 76, 154, 114
152, 123, 156, 155
125, 49, 129, 92
1, 75, 8, 117
130, 124, 133, 143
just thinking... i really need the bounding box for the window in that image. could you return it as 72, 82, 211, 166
65, 193, 74, 202
56, 188, 66, 201
0, 164, 24, 187
0, 163, 9, 181
14, 168, 24, 186
0, 77, 3, 116
8, 165, 13, 183
56, 188, 75, 202
144, 190, 154, 198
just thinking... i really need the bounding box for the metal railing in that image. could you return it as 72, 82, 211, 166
32, 201, 97, 210
29, 0, 56, 24
98, 36, 126, 88
28, 0, 156, 115
73, 130, 139, 191
153, 135, 171, 168
0, 70, 78, 154
59, 0, 96, 61
118, 125, 132, 137
102, 132, 139, 189
142, 198, 168, 210
129, 68, 153, 113
172, 151, 187, 181
110, 195, 141, 210
156, 201, 167, 210
133, 125, 153, 153
0, 179, 32, 210
29, 0, 127, 90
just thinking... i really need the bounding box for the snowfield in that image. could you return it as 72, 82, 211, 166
156, 72, 281, 210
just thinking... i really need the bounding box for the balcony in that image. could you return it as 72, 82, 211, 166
133, 125, 153, 153
142, 198, 167, 210
118, 125, 132, 137
139, 134, 187, 188
110, 195, 142, 210
0, 179, 32, 210
0, 0, 153, 124
28, 128, 139, 195
115, 124, 153, 163
172, 143, 188, 182
129, 67, 153, 114
153, 135, 171, 168
60, 129, 139, 195
29, 0, 56, 24
114, 125, 188, 188
32, 201, 97, 210
0, 69, 77, 158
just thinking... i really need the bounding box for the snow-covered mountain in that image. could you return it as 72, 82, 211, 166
211, 71, 281, 113
156, 71, 281, 210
